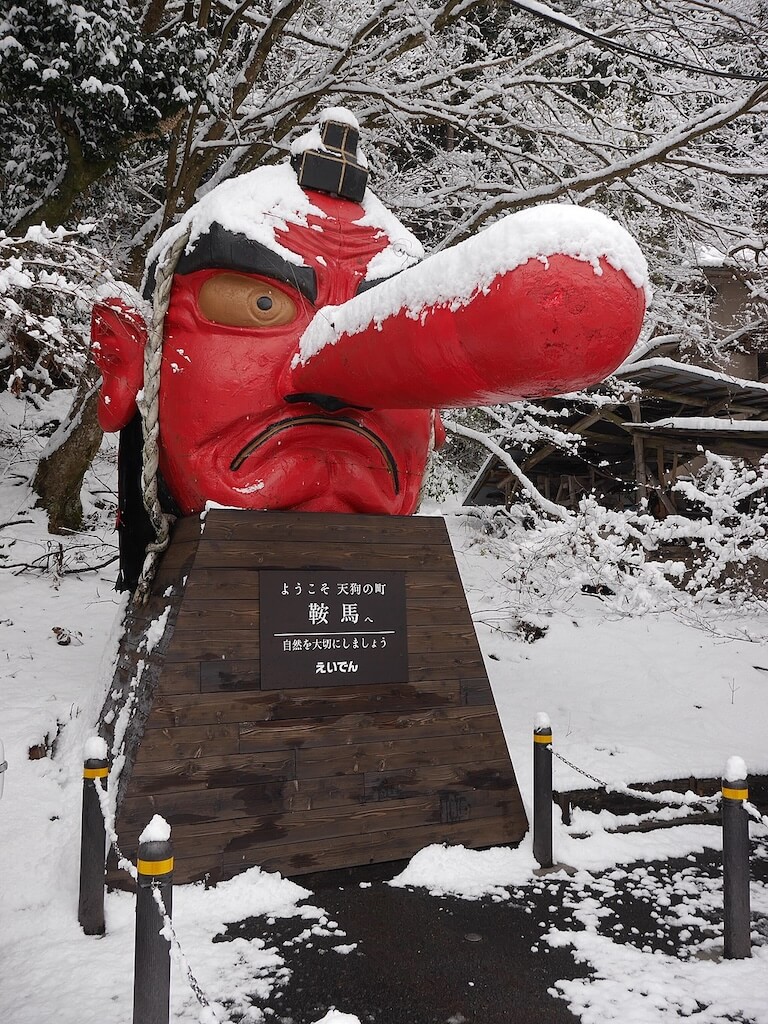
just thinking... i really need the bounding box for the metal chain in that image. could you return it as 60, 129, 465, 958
91, 781, 221, 1015
549, 746, 721, 811
150, 884, 215, 1013
745, 801, 768, 829
550, 747, 609, 789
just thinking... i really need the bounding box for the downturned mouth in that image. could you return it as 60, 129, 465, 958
229, 415, 400, 494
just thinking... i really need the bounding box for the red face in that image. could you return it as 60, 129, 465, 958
93, 193, 437, 517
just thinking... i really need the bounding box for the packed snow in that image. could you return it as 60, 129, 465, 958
139, 813, 172, 844
1, 390, 767, 1023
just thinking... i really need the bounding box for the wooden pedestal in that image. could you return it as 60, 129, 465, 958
101, 511, 527, 885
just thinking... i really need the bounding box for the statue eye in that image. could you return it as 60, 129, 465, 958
197, 273, 297, 328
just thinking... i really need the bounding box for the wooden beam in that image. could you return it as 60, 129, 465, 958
520, 407, 616, 472
629, 400, 648, 505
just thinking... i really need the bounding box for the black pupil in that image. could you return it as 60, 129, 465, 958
257, 295, 273, 311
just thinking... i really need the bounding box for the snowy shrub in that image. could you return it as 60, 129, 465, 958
0, 225, 116, 397
460, 448, 768, 616
0, 0, 212, 229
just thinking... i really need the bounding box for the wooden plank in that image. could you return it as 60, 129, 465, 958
394, 571, 462, 599
168, 789, 521, 855
148, 679, 461, 728
165, 631, 260, 662
183, 568, 466, 603
120, 780, 288, 828
199, 512, 448, 545
363, 759, 519, 801
174, 601, 260, 631
115, 807, 527, 886
228, 813, 527, 878
156, 662, 201, 695
407, 623, 478, 652
119, 774, 366, 830
151, 561, 193, 594
408, 650, 486, 681
196, 647, 487, 691
193, 540, 456, 571
239, 706, 499, 753
200, 659, 260, 691
173, 595, 473, 631
295, 730, 510, 778
171, 516, 205, 542
167, 621, 478, 665
403, 597, 474, 626
132, 724, 239, 762
128, 751, 296, 792
461, 677, 494, 705
152, 540, 199, 572
184, 569, 261, 601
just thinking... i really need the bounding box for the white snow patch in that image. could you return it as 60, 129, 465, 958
145, 155, 421, 293
320, 106, 360, 130
144, 164, 323, 282
139, 814, 171, 844
296, 204, 650, 365
83, 736, 108, 761
724, 755, 747, 782
141, 604, 171, 654
311, 1012, 362, 1024
390, 825, 723, 901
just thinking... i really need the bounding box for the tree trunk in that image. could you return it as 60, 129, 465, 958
33, 368, 104, 534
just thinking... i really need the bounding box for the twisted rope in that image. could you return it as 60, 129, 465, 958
134, 225, 193, 605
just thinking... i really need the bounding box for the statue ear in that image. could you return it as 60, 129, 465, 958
91, 300, 147, 431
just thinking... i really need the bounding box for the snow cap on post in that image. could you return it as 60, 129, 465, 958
534, 712, 552, 742
722, 756, 748, 801
139, 813, 172, 844
84, 736, 108, 762
290, 107, 368, 202
137, 814, 173, 885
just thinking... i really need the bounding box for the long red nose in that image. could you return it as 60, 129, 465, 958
290, 230, 647, 410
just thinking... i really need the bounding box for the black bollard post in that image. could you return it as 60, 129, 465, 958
533, 713, 553, 869
722, 758, 751, 959
78, 737, 108, 935
133, 817, 174, 1024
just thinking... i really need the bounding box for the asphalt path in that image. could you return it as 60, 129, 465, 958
230, 859, 589, 1024
225, 843, 768, 1024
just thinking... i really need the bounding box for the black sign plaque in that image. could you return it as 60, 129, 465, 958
259, 570, 408, 689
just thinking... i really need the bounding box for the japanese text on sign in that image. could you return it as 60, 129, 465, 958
259, 570, 407, 689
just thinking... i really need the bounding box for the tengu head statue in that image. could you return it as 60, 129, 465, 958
92, 108, 649, 595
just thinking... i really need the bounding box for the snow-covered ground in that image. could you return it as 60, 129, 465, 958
1, 391, 767, 1023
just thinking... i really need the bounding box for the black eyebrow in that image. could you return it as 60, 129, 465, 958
355, 272, 402, 296
147, 222, 317, 303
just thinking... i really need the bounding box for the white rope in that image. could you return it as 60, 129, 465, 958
134, 226, 192, 604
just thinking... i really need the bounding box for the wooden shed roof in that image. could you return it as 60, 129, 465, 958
614, 358, 768, 415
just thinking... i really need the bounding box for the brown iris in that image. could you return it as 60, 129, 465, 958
197, 273, 297, 328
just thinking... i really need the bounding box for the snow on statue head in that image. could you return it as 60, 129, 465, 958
92, 107, 649, 594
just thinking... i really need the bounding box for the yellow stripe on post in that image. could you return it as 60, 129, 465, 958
83, 766, 109, 779
533, 733, 553, 744
722, 786, 748, 801
137, 857, 174, 876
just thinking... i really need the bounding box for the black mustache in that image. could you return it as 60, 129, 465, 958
229, 415, 400, 494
